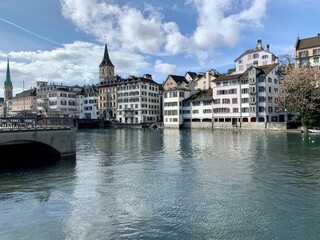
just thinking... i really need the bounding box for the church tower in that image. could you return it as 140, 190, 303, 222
4, 58, 13, 102
99, 39, 114, 80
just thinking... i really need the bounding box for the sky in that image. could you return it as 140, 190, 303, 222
0, 0, 320, 97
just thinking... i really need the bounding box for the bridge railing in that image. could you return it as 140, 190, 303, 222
0, 117, 76, 131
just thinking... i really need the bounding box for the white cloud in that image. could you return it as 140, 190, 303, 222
187, 0, 267, 51
0, 0, 271, 97
154, 60, 176, 74
0, 40, 151, 96
60, 0, 268, 62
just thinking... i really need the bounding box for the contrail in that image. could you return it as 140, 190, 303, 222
0, 17, 63, 46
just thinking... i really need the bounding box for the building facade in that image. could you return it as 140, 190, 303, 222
234, 39, 277, 74
212, 64, 280, 126
116, 74, 161, 124
77, 84, 99, 119
11, 88, 37, 116
36, 81, 82, 117
97, 42, 119, 120
295, 34, 320, 67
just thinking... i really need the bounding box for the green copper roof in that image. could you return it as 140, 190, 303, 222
4, 59, 12, 87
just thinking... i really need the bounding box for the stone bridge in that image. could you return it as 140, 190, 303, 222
0, 118, 77, 168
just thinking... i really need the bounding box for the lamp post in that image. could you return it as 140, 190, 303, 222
284, 108, 287, 130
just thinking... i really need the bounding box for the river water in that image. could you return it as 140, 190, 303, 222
1, 128, 320, 239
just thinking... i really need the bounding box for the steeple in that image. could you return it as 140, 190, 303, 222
4, 57, 13, 102
99, 40, 114, 68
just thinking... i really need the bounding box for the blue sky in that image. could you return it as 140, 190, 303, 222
0, 0, 320, 97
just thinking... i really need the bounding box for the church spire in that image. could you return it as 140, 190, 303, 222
99, 38, 114, 67
4, 58, 12, 87
4, 57, 13, 102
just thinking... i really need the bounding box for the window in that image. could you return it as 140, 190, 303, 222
299, 51, 308, 58
250, 106, 256, 112
241, 98, 249, 103
258, 96, 265, 102
241, 107, 249, 113
222, 99, 230, 104
253, 53, 259, 59
228, 89, 237, 94
232, 98, 238, 104
313, 49, 320, 56
213, 108, 230, 113
233, 108, 239, 113
262, 55, 268, 59
250, 87, 256, 93
314, 57, 319, 63
193, 101, 200, 106
239, 65, 244, 71
268, 106, 273, 113
239, 59, 243, 64
258, 106, 265, 112
182, 102, 190, 106
241, 88, 249, 94
192, 110, 199, 114
214, 99, 221, 104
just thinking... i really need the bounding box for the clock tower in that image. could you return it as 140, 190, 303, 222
99, 40, 114, 80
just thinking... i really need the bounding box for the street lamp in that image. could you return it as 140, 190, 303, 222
284, 108, 287, 130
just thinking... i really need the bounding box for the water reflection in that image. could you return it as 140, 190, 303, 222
1, 129, 320, 239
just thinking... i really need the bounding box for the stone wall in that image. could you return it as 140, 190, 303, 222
181, 121, 286, 131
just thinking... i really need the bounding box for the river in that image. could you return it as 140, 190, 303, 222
1, 128, 320, 239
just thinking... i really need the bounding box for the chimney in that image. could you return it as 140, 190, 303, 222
266, 44, 270, 51
257, 39, 262, 50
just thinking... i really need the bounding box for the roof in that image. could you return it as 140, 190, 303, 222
183, 89, 212, 102
169, 74, 189, 85
295, 34, 320, 50
4, 59, 12, 87
99, 42, 114, 67
185, 71, 198, 79
15, 88, 36, 97
213, 73, 243, 82
213, 63, 278, 82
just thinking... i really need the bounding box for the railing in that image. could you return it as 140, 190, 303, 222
0, 117, 76, 131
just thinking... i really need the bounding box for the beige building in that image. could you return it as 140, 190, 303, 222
295, 34, 320, 67
97, 42, 119, 120
11, 88, 37, 116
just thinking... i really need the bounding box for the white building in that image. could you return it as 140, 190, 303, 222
162, 74, 197, 128
116, 75, 161, 124
36, 81, 82, 117
77, 84, 99, 119
212, 64, 280, 126
234, 39, 277, 74
182, 89, 213, 124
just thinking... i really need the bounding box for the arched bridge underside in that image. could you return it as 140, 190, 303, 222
0, 128, 76, 169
